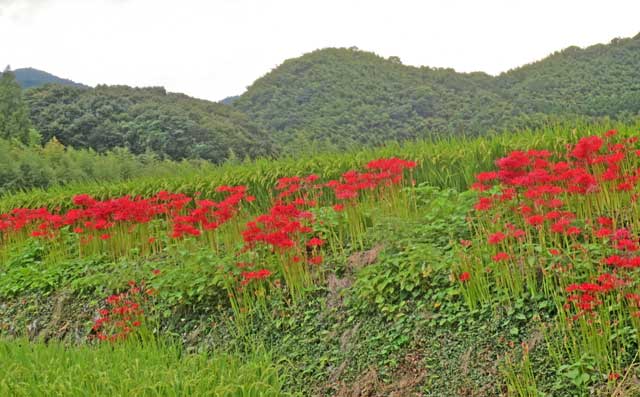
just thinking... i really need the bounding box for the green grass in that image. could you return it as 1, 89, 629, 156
0, 338, 294, 397
1, 118, 637, 212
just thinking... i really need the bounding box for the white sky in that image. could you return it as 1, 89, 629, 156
1, 0, 639, 101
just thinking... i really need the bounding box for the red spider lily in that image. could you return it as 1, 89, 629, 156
306, 237, 325, 247
91, 281, 148, 343
1, 157, 417, 311
492, 252, 510, 262
488, 232, 506, 245
241, 269, 272, 285
571, 136, 603, 162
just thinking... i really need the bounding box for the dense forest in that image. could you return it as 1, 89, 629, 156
0, 69, 218, 194
235, 33, 640, 149
23, 84, 276, 162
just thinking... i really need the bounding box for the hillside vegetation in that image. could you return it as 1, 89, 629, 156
235, 34, 640, 150
13, 67, 88, 89
4, 32, 640, 396
3, 123, 640, 396
5, 33, 640, 164
23, 84, 276, 162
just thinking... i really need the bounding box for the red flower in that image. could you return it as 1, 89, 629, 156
307, 237, 325, 247
525, 215, 545, 226
459, 272, 470, 282
492, 252, 510, 262
597, 217, 613, 227
488, 232, 506, 245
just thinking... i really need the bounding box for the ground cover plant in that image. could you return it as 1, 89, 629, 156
3, 125, 640, 396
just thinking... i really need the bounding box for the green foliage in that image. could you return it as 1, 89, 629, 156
0, 136, 217, 195
0, 67, 32, 145
234, 36, 640, 151
24, 84, 276, 163
350, 243, 436, 318
350, 187, 474, 317
0, 339, 294, 397
556, 356, 598, 391
3, 119, 636, 210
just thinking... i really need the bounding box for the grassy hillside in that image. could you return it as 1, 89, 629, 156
3, 121, 640, 395
1, 118, 635, 212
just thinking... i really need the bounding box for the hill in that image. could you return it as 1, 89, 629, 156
9, 33, 640, 165
23, 84, 277, 163
13, 67, 88, 89
234, 34, 640, 150
496, 34, 640, 116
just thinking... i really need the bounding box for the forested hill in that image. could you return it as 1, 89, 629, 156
23, 84, 276, 163
496, 35, 640, 116
13, 68, 88, 89
234, 33, 640, 149
9, 33, 640, 161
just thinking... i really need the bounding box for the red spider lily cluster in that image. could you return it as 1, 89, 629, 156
468, 130, 640, 277
328, 158, 416, 201
0, 157, 416, 320
462, 129, 640, 376
90, 280, 152, 342
236, 157, 416, 297
0, 188, 252, 244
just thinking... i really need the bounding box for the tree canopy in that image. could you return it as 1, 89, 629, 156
24, 85, 277, 163
233, 34, 640, 151
0, 67, 33, 145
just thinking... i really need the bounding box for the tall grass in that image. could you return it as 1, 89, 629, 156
0, 338, 294, 397
2, 119, 637, 212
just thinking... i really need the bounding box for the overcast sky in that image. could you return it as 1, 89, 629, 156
1, 0, 639, 101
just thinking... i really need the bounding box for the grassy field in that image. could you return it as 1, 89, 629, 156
0, 339, 293, 397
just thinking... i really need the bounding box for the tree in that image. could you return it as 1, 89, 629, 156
0, 66, 32, 145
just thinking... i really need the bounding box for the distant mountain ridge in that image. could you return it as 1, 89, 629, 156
12, 68, 88, 89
